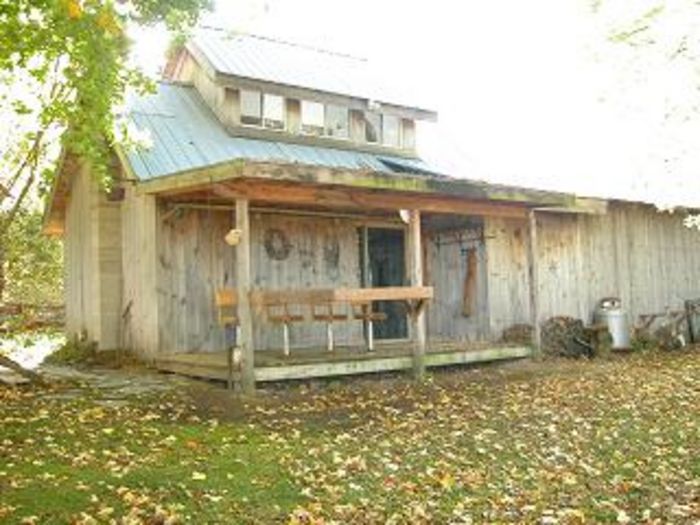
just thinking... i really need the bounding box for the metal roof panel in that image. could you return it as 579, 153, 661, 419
188, 30, 431, 111
124, 83, 441, 181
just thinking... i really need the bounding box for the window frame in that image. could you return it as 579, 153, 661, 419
300, 100, 326, 136
381, 114, 401, 148
324, 104, 350, 140
364, 111, 382, 144
262, 93, 286, 131
239, 89, 263, 127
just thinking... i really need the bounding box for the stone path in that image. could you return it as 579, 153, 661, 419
1, 359, 199, 406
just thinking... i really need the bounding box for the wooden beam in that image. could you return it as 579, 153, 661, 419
527, 209, 541, 354
210, 180, 529, 219
250, 286, 433, 305
253, 346, 532, 382
154, 345, 532, 382
535, 197, 608, 215
235, 199, 255, 393
137, 159, 576, 210
408, 209, 427, 380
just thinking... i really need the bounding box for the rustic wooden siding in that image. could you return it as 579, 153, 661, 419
156, 209, 365, 353
157, 207, 234, 354
96, 193, 122, 349
425, 231, 490, 342
485, 203, 700, 338
63, 165, 122, 349
484, 218, 532, 336
120, 188, 158, 357
64, 164, 99, 342
251, 212, 364, 349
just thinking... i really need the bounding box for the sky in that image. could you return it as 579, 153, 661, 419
130, 0, 700, 207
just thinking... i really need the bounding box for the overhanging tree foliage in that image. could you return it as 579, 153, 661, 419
0, 0, 211, 379
0, 0, 211, 299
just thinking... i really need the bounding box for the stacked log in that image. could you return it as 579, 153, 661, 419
541, 316, 592, 358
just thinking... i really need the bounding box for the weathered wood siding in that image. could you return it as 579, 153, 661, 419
121, 188, 158, 357
157, 207, 234, 354
485, 203, 700, 337
425, 230, 490, 342
250, 212, 364, 349
63, 165, 122, 349
156, 208, 365, 353
484, 218, 532, 336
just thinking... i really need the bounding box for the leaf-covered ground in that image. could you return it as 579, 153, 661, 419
1, 352, 699, 524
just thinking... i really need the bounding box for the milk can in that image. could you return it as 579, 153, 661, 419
593, 297, 631, 349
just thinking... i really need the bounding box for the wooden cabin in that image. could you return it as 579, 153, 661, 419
44, 31, 700, 392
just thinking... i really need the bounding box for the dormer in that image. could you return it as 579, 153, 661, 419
165, 31, 437, 157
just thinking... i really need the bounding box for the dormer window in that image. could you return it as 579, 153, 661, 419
382, 114, 400, 147
263, 94, 285, 130
240, 89, 262, 126
301, 100, 325, 136
325, 104, 349, 139
240, 90, 286, 130
364, 112, 381, 143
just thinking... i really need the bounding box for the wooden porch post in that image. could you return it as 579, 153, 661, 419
408, 209, 427, 380
527, 209, 542, 354
236, 199, 255, 393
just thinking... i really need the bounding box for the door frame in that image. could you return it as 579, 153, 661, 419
359, 223, 410, 342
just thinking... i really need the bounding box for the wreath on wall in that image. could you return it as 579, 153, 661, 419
264, 228, 292, 260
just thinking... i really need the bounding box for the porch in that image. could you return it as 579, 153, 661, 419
140, 175, 553, 392
154, 340, 532, 383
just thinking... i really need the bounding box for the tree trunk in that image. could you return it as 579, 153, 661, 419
0, 241, 5, 303
0, 354, 45, 384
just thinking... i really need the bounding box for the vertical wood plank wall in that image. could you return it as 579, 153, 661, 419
63, 165, 122, 349
97, 192, 123, 349
156, 207, 234, 354
156, 209, 366, 353
249, 212, 364, 350
120, 188, 158, 356
485, 203, 700, 338
425, 232, 490, 342
64, 164, 99, 343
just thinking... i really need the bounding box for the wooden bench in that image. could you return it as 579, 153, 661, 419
214, 288, 239, 390
219, 286, 434, 357
349, 302, 386, 352
311, 303, 348, 352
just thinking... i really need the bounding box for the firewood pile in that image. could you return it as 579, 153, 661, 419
541, 316, 593, 358
0, 303, 64, 334
635, 311, 689, 351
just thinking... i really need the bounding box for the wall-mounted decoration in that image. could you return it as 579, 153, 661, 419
264, 228, 292, 260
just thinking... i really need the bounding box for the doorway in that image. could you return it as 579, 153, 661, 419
360, 226, 408, 340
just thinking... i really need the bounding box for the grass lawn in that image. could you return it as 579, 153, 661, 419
0, 351, 699, 524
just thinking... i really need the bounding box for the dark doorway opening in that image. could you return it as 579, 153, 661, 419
360, 227, 408, 340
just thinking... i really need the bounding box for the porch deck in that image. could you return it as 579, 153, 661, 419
154, 341, 532, 383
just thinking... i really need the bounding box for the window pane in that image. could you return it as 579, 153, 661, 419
240, 89, 262, 126
364, 112, 381, 143
325, 104, 349, 138
263, 94, 285, 130
382, 115, 400, 147
301, 100, 325, 135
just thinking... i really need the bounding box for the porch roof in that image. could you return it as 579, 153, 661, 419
123, 82, 441, 182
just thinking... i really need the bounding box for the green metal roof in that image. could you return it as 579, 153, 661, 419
188, 30, 433, 112
124, 83, 441, 181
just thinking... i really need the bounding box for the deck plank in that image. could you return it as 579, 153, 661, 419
154, 343, 532, 383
